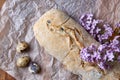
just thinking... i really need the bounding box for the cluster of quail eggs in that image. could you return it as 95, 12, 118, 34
16, 41, 40, 74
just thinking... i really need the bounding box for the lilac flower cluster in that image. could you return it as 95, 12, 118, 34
80, 36, 120, 70
79, 14, 120, 70
79, 14, 113, 44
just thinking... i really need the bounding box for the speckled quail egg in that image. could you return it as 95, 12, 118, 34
17, 56, 30, 67
28, 62, 40, 74
16, 41, 28, 53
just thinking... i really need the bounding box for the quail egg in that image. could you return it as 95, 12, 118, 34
28, 62, 40, 74
16, 41, 28, 53
17, 56, 30, 67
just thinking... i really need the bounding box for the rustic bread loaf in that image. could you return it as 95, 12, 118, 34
33, 9, 120, 80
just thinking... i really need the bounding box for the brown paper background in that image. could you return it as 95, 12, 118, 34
0, 0, 120, 80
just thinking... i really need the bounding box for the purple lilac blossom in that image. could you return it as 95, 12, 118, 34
79, 14, 113, 44
109, 36, 120, 53
80, 14, 93, 31
80, 44, 99, 63
80, 36, 120, 70
98, 62, 110, 70
80, 14, 120, 70
97, 24, 113, 43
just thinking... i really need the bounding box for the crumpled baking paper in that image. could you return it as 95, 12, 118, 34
0, 0, 120, 80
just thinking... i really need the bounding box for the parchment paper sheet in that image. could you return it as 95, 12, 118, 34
0, 0, 120, 80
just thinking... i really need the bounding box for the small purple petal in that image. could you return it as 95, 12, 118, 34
98, 62, 110, 70
106, 50, 114, 61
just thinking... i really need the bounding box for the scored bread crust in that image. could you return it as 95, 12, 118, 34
33, 9, 120, 80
